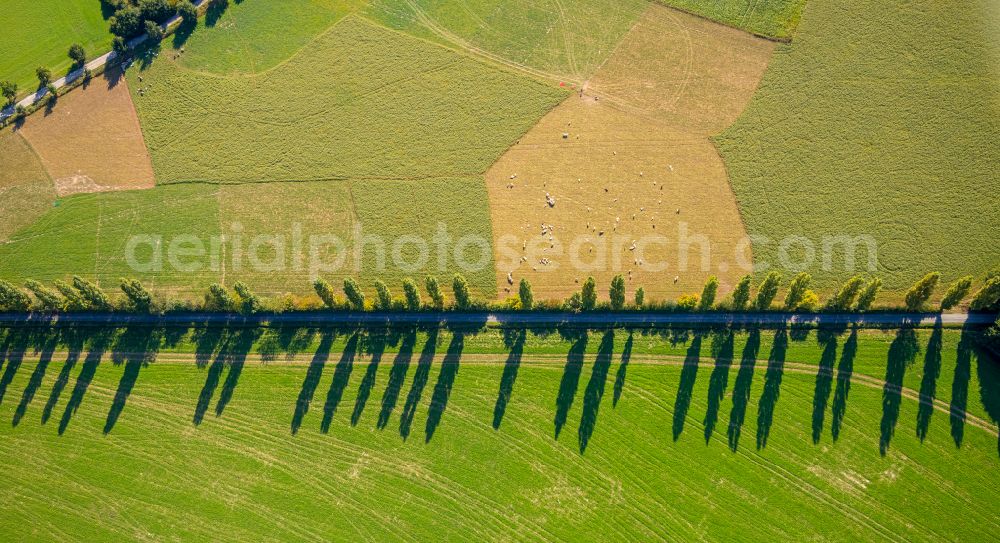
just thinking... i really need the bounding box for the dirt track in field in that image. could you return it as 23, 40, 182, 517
17, 70, 155, 197
485, 5, 774, 302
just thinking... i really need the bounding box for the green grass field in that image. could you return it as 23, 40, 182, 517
0, 0, 113, 100
654, 0, 807, 40
0, 176, 498, 299
174, 0, 366, 74
366, 0, 648, 82
716, 0, 1000, 293
0, 324, 997, 540
130, 16, 566, 184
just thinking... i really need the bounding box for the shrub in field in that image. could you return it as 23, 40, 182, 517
177, 0, 198, 23
25, 280, 62, 311
519, 278, 534, 310
313, 279, 336, 309
634, 287, 645, 308
564, 291, 583, 312
970, 277, 1000, 311
581, 277, 597, 311
234, 281, 261, 314
35, 67, 52, 87
425, 276, 444, 309
731, 275, 752, 310
0, 81, 16, 105
677, 294, 699, 311
68, 44, 86, 67
940, 276, 974, 310
120, 278, 152, 312
112, 36, 129, 57
54, 280, 87, 311
403, 278, 421, 310
826, 275, 865, 311
783, 272, 812, 310
145, 20, 164, 42
139, 0, 174, 23
904, 272, 940, 311
452, 274, 471, 310
72, 276, 110, 310
856, 278, 882, 312
374, 280, 392, 310
204, 283, 234, 311
799, 290, 820, 311
609, 275, 626, 310
699, 276, 719, 310
110, 6, 143, 38
754, 272, 783, 310
343, 278, 365, 311
0, 280, 30, 311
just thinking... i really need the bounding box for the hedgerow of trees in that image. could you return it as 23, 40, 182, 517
0, 268, 997, 314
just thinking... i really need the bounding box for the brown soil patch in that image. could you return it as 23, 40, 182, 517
0, 130, 56, 242
485, 5, 775, 303
17, 70, 155, 197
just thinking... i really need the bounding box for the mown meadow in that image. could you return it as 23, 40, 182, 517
717, 0, 1000, 293
0, 0, 113, 100
0, 323, 997, 540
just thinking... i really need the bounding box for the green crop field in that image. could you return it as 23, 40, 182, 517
129, 16, 565, 184
653, 0, 807, 40
0, 0, 113, 100
0, 324, 997, 540
174, 0, 366, 74
0, 177, 498, 298
716, 0, 1000, 293
366, 0, 648, 82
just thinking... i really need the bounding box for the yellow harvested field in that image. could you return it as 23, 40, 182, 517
17, 71, 155, 197
0, 130, 55, 242
485, 5, 774, 302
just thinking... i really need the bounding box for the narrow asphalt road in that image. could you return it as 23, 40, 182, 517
0, 311, 992, 328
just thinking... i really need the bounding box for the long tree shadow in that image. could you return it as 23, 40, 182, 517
103, 325, 163, 434
193, 326, 226, 368
578, 330, 615, 453
351, 328, 390, 426
727, 329, 760, 451
59, 328, 115, 435
554, 328, 588, 440
193, 327, 259, 425
950, 324, 975, 447
811, 328, 839, 444
424, 330, 467, 443
756, 327, 788, 450
259, 323, 317, 364
12, 328, 60, 426
975, 339, 1000, 456
0, 327, 32, 406
672, 332, 703, 441
916, 318, 944, 442
400, 327, 439, 440
377, 329, 417, 429
879, 327, 919, 456
493, 326, 526, 430
704, 329, 734, 443
291, 330, 335, 434
205, 0, 231, 27
320, 332, 360, 433
613, 332, 633, 407
214, 328, 260, 417
831, 327, 858, 441
42, 328, 86, 425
